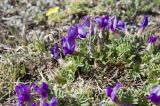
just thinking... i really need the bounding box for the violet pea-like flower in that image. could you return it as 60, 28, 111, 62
146, 35, 158, 51
109, 16, 118, 32
32, 82, 48, 99
137, 16, 148, 35
140, 15, 148, 30
94, 15, 109, 30
50, 43, 60, 60
78, 16, 94, 39
78, 24, 89, 39
148, 35, 158, 44
67, 25, 78, 38
50, 97, 58, 106
102, 15, 109, 29
117, 21, 126, 31
109, 16, 128, 33
42, 97, 58, 106
148, 85, 160, 105
15, 83, 32, 105
82, 16, 92, 28
106, 83, 121, 102
62, 35, 76, 55
94, 16, 102, 26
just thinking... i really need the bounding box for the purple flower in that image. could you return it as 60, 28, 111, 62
42, 102, 49, 106
15, 83, 31, 104
42, 97, 58, 106
148, 35, 158, 44
108, 16, 127, 33
61, 25, 78, 55
106, 83, 121, 102
117, 21, 126, 31
94, 16, 102, 25
78, 16, 94, 39
109, 16, 118, 32
67, 25, 78, 38
140, 16, 148, 30
94, 15, 109, 30
83, 16, 90, 26
102, 15, 109, 28
148, 85, 160, 104
16, 82, 57, 106
50, 97, 58, 106
50, 43, 60, 60
78, 24, 88, 39
61, 35, 76, 55
32, 82, 48, 99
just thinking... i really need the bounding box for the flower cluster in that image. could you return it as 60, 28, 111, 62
15, 82, 57, 106
50, 16, 93, 58
50, 15, 158, 60
106, 83, 160, 106
50, 15, 159, 105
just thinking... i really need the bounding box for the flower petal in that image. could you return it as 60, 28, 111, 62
62, 36, 76, 55
148, 35, 158, 44
117, 21, 126, 31
148, 85, 160, 104
67, 25, 78, 38
78, 25, 88, 39
32, 83, 41, 95
18, 93, 31, 103
50, 97, 58, 106
41, 82, 48, 91
42, 101, 49, 106
16, 83, 30, 95
111, 83, 121, 102
94, 15, 109, 30
106, 86, 113, 97
50, 43, 60, 60
141, 16, 148, 30
109, 16, 118, 32
82, 16, 90, 27
15, 83, 31, 104
78, 16, 94, 38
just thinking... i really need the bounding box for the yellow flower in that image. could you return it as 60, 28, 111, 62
46, 7, 59, 16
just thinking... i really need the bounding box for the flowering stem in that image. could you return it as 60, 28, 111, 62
146, 43, 152, 51
98, 30, 103, 39
115, 99, 123, 106
88, 19, 93, 56
97, 30, 103, 53
137, 29, 143, 36
97, 38, 101, 53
